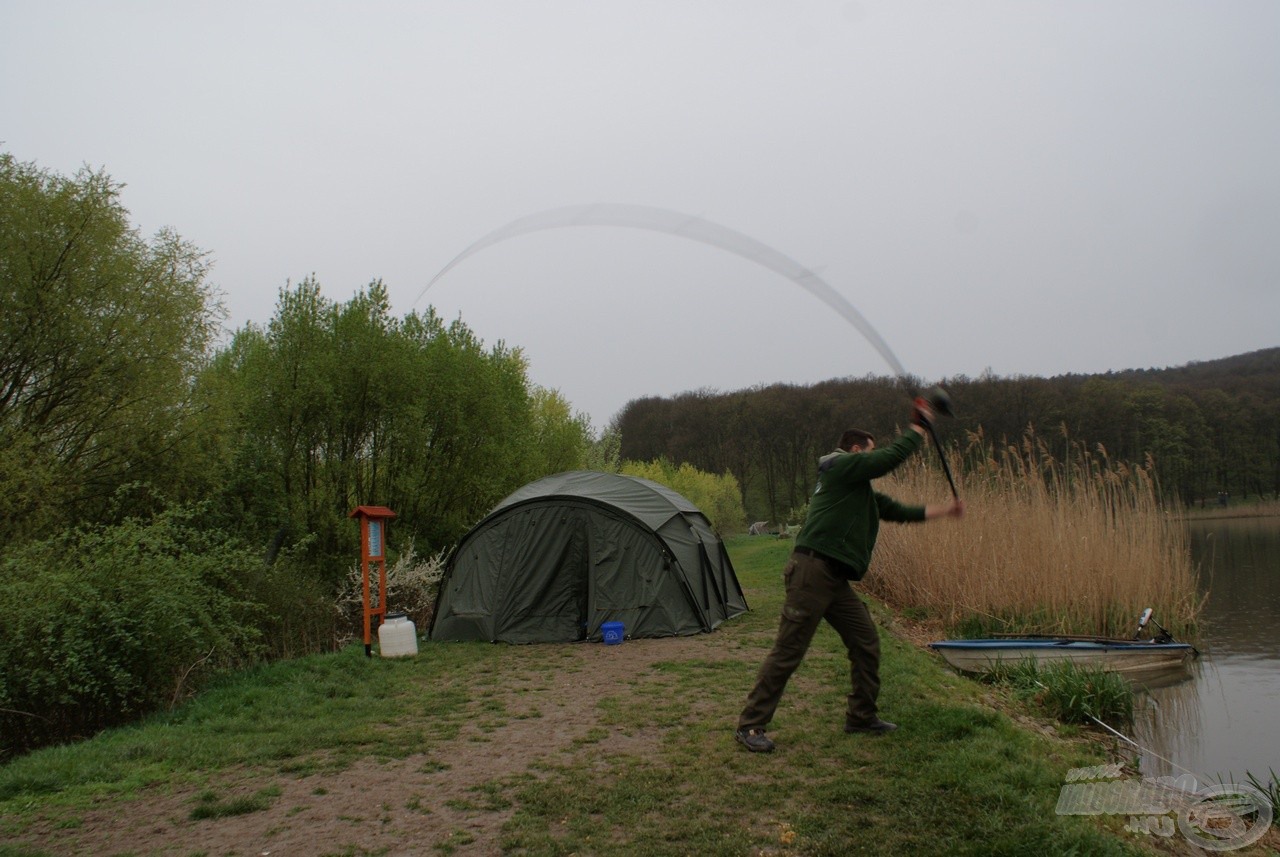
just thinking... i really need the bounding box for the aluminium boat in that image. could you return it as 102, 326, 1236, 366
929, 609, 1197, 679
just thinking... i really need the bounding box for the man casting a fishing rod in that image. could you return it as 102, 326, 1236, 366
736, 396, 965, 753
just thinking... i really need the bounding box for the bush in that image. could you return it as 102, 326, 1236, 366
0, 509, 267, 759
335, 543, 445, 646
254, 544, 342, 661
620, 459, 746, 533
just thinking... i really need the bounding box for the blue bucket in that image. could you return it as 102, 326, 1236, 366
601, 621, 625, 645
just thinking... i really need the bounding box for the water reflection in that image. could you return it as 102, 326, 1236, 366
1132, 661, 1204, 779
1132, 517, 1280, 783
1127, 660, 1197, 692
1193, 518, 1280, 658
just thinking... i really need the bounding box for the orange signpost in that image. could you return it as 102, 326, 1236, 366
349, 505, 396, 657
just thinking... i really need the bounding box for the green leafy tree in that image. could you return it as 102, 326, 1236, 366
621, 458, 745, 533
522, 386, 593, 480
0, 153, 220, 541
381, 308, 535, 547
584, 425, 623, 473
198, 281, 592, 569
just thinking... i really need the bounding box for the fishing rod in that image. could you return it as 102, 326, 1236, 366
423, 203, 963, 499
915, 385, 961, 501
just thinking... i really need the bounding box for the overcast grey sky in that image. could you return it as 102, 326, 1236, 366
4, 1, 1278, 428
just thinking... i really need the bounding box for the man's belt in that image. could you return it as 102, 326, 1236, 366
793, 546, 858, 579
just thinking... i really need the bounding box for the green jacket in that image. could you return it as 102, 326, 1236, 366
795, 430, 926, 580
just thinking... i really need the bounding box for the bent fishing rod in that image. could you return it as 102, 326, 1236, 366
422, 203, 962, 499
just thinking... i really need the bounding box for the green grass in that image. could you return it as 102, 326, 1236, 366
1245, 769, 1280, 810
0, 534, 1160, 856
983, 660, 1136, 728
189, 785, 283, 820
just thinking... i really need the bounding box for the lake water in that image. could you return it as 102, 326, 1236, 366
1133, 516, 1280, 785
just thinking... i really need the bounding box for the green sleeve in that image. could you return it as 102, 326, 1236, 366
875, 491, 926, 523
838, 430, 924, 481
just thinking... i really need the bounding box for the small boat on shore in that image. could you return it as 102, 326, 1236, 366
929, 609, 1198, 679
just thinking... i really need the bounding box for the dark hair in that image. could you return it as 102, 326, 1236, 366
838, 428, 875, 451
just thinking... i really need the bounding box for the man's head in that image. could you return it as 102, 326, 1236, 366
838, 428, 876, 452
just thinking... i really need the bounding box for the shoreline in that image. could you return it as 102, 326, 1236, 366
1179, 502, 1280, 522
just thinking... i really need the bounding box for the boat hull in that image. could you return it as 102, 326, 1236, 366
928, 639, 1196, 679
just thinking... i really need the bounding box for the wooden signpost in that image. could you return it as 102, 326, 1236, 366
348, 505, 396, 657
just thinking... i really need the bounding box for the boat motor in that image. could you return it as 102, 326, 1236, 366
1133, 607, 1176, 644
1133, 608, 1154, 639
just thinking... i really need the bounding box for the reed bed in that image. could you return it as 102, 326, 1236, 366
865, 427, 1202, 638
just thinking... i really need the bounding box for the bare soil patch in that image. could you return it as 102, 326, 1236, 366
13, 635, 730, 856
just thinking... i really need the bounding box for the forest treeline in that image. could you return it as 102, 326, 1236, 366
615, 349, 1280, 526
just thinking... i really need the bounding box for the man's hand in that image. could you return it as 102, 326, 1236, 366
911, 397, 934, 432
925, 500, 964, 520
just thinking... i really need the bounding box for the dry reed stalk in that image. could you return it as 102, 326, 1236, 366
864, 427, 1201, 637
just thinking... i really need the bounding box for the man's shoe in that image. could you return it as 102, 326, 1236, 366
735, 728, 775, 753
844, 718, 898, 734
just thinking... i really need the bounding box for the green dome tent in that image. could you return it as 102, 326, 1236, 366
428, 471, 748, 643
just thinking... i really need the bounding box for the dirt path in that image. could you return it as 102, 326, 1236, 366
14, 635, 733, 857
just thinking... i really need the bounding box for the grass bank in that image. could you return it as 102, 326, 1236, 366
2, 536, 1171, 856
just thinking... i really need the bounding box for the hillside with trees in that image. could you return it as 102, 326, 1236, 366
615, 349, 1280, 526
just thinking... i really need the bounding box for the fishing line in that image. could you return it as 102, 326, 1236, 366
1034, 678, 1202, 781
415, 203, 910, 380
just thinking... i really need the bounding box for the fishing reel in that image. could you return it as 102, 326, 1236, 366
923, 385, 953, 418
912, 385, 954, 426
